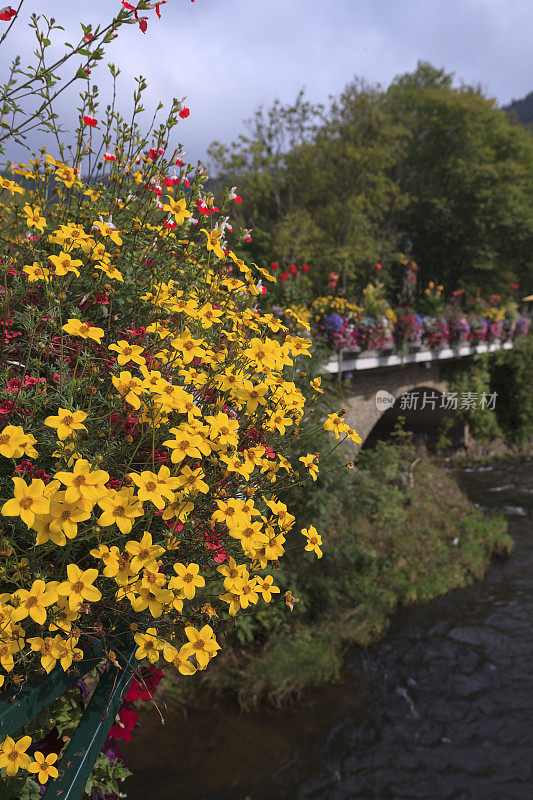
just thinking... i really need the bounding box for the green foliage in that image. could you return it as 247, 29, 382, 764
489, 334, 533, 442
443, 335, 533, 445
443, 355, 502, 441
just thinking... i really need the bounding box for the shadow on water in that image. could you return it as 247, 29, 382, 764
123, 459, 533, 800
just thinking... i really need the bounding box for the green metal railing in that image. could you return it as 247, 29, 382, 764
0, 643, 136, 800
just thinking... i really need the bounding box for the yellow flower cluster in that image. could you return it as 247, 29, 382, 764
0, 148, 357, 755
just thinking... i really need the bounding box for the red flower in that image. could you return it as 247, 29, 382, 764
103, 152, 116, 162
82, 115, 97, 127
179, 107, 190, 119
301, 263, 309, 273
110, 707, 138, 742
374, 262, 383, 271
138, 18, 148, 33
176, 158, 185, 167
196, 199, 211, 215
147, 148, 159, 161
288, 264, 297, 276
270, 262, 279, 270
0, 6, 16, 22
510, 282, 520, 290
154, 2, 166, 18
279, 271, 289, 282
121, 0, 136, 10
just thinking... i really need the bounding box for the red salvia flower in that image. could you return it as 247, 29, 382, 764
0, 6, 16, 22
82, 114, 98, 127
179, 107, 190, 119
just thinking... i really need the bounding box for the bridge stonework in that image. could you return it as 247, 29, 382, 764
341, 361, 448, 445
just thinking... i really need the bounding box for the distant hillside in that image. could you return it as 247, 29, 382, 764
505, 91, 533, 127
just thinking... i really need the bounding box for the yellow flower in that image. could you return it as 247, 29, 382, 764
57, 564, 102, 610
323, 412, 349, 440
97, 488, 144, 534
11, 580, 58, 625
27, 751, 59, 784
169, 562, 205, 600
48, 490, 92, 540
49, 251, 83, 277
44, 408, 88, 440
51, 634, 84, 670
134, 627, 163, 663
204, 412, 239, 448
217, 557, 248, 591
256, 574, 280, 602
1, 478, 50, 527
128, 470, 176, 509
232, 576, 259, 608
62, 318, 105, 343
301, 525, 323, 558
54, 459, 109, 504
163, 196, 191, 225
299, 453, 319, 481
0, 425, 26, 458
23, 261, 51, 282
200, 227, 225, 260
180, 625, 220, 669
27, 636, 58, 673
0, 735, 32, 776
109, 340, 146, 366
163, 427, 207, 464
125, 531, 165, 573
23, 203, 46, 232
111, 371, 144, 409
0, 176, 24, 195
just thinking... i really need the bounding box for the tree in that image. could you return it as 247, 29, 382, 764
386, 62, 533, 294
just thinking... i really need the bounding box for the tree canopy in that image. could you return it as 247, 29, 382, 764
208, 62, 533, 300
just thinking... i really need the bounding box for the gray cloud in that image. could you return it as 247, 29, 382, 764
2, 0, 532, 166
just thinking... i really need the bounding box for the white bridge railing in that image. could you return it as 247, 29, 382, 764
324, 340, 514, 374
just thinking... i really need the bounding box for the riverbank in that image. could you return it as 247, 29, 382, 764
157, 438, 512, 710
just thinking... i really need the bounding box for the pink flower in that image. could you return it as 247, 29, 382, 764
6, 378, 22, 393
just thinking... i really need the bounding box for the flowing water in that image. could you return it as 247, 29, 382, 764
123, 459, 533, 800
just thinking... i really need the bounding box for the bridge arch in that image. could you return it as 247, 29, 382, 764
341, 362, 449, 447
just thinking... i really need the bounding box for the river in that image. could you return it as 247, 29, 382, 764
123, 459, 533, 800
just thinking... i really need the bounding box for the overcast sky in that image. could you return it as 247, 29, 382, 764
2, 0, 533, 166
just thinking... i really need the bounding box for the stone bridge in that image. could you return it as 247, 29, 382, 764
324, 341, 513, 446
